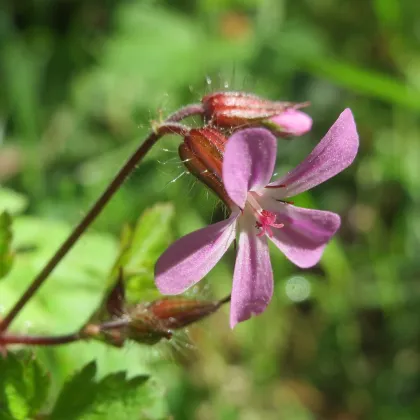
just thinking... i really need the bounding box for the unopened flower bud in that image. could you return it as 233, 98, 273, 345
184, 127, 226, 176
179, 128, 232, 206
264, 109, 312, 137
148, 295, 229, 330
202, 91, 307, 130
127, 295, 230, 344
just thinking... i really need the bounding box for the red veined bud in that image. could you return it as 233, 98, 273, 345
179, 127, 232, 206
184, 127, 226, 177
202, 91, 310, 135
148, 295, 230, 330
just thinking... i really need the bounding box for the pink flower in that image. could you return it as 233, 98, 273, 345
155, 109, 359, 328
268, 109, 313, 136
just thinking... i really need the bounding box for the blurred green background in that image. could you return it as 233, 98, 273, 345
1, 0, 420, 418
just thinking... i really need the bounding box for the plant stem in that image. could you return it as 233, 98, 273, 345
0, 318, 134, 347
0, 333, 81, 346
0, 105, 203, 333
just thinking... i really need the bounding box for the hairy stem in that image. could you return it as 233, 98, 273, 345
0, 105, 203, 333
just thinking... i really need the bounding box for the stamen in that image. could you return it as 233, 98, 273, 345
246, 192, 284, 237
255, 210, 284, 238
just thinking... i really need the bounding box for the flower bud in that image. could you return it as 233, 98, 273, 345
148, 296, 229, 329
202, 91, 297, 127
264, 109, 312, 137
179, 127, 232, 206
127, 295, 229, 344
184, 127, 226, 177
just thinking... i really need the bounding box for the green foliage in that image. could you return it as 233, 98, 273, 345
0, 212, 13, 280
0, 214, 117, 332
0, 353, 49, 420
0, 195, 176, 415
110, 203, 175, 303
73, 2, 249, 122
0, 356, 168, 420
49, 361, 166, 420
0, 188, 28, 215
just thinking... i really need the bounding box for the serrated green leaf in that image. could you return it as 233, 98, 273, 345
78, 374, 151, 420
0, 211, 13, 279
0, 188, 28, 215
49, 361, 166, 420
0, 352, 49, 420
110, 203, 175, 303
49, 361, 98, 419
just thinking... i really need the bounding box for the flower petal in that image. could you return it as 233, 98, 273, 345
268, 205, 340, 268
230, 225, 273, 328
155, 214, 238, 294
268, 108, 358, 198
223, 128, 277, 208
269, 109, 312, 136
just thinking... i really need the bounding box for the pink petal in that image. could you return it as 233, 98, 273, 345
223, 128, 277, 208
268, 205, 340, 268
268, 108, 358, 197
230, 226, 273, 328
269, 110, 312, 136
155, 214, 238, 294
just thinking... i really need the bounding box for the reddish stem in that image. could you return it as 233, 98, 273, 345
0, 320, 132, 347
0, 333, 80, 346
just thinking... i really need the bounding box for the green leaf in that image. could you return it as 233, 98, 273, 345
111, 203, 175, 303
49, 361, 98, 419
0, 188, 28, 215
0, 352, 49, 420
50, 361, 166, 420
0, 212, 13, 280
